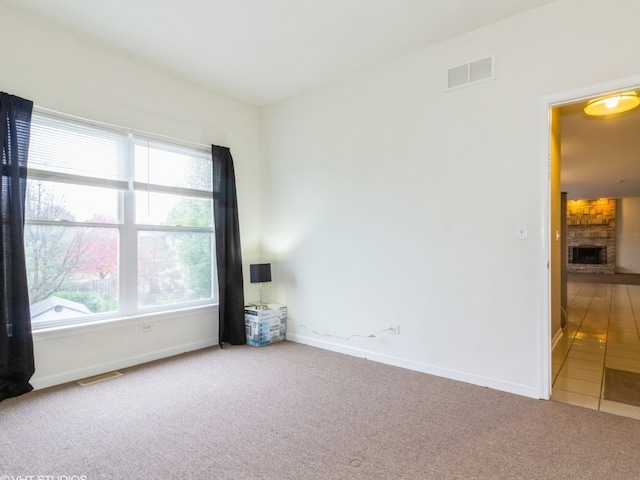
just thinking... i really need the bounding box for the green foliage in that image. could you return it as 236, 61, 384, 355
167, 197, 213, 300
166, 197, 212, 227
174, 233, 212, 299
137, 233, 183, 307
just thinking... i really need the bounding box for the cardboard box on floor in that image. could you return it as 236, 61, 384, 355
244, 304, 287, 346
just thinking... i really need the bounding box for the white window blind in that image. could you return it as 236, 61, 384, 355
133, 139, 213, 198
28, 114, 130, 189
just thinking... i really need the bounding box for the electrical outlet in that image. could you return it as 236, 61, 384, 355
139, 323, 153, 333
389, 325, 400, 334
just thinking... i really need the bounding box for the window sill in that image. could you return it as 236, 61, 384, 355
32, 303, 219, 341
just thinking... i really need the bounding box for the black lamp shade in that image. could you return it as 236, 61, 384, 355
250, 263, 271, 283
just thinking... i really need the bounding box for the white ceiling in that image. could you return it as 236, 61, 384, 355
3, 0, 638, 200
560, 100, 640, 200
2, 0, 556, 106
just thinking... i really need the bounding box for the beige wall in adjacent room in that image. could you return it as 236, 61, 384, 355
617, 197, 640, 274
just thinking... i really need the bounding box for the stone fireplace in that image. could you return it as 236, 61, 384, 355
566, 198, 616, 274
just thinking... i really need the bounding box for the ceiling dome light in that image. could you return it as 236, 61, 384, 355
605, 97, 619, 109
584, 91, 640, 116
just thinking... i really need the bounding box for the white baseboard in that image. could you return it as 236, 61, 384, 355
30, 337, 218, 390
286, 333, 543, 399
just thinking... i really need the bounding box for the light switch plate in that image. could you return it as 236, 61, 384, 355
515, 224, 528, 239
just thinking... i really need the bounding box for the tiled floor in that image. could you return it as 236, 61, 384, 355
551, 280, 640, 420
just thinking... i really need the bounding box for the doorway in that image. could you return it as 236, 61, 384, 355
542, 75, 640, 417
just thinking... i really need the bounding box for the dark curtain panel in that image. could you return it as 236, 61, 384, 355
212, 145, 246, 345
0, 92, 35, 402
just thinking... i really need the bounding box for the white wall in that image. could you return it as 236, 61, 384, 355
617, 197, 640, 274
260, 0, 640, 398
0, 5, 262, 389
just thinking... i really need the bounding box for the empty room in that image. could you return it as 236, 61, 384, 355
2, 1, 640, 478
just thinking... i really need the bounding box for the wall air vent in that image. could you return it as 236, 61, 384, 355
446, 55, 495, 91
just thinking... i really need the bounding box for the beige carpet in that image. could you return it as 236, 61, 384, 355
2, 341, 640, 479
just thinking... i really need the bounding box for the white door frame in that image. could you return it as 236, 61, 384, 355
538, 74, 640, 399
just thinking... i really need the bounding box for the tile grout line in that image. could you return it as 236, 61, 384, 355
628, 285, 640, 343
597, 284, 614, 411
552, 282, 595, 387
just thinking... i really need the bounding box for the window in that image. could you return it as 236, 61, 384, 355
25, 113, 217, 330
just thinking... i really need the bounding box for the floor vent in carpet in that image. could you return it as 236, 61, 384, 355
76, 371, 123, 386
